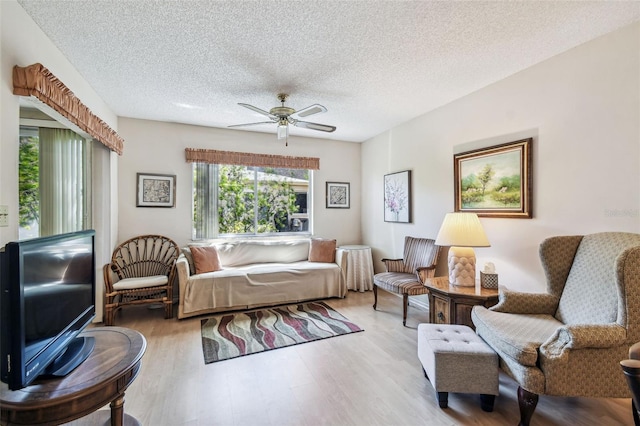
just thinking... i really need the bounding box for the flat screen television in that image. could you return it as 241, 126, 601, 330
1, 230, 96, 390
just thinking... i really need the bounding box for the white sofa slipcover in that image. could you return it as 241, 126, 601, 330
176, 239, 347, 319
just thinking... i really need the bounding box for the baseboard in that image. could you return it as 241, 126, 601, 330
389, 292, 429, 312
409, 298, 429, 311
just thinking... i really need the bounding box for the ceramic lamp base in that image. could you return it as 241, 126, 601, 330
447, 246, 476, 286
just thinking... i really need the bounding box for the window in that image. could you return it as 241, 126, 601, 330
193, 164, 311, 239
19, 123, 92, 239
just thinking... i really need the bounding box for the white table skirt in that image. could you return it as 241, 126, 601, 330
337, 245, 374, 292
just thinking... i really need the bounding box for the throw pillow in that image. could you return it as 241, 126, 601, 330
190, 246, 222, 274
308, 238, 337, 263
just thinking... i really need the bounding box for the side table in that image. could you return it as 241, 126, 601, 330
1, 326, 146, 426
423, 276, 499, 329
337, 245, 374, 292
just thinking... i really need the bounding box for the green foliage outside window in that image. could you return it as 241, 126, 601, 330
19, 136, 39, 229
218, 165, 254, 233
217, 165, 300, 235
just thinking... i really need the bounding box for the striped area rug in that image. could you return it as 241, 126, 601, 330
201, 301, 363, 363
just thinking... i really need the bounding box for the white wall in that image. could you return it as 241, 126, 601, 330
116, 118, 362, 248
3, 0, 638, 305
1, 0, 120, 320
362, 22, 640, 292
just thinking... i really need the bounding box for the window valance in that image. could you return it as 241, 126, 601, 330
13, 63, 124, 155
185, 148, 319, 170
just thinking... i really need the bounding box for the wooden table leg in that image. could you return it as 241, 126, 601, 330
110, 395, 125, 426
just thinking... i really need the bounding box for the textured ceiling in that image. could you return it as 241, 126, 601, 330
17, 0, 640, 143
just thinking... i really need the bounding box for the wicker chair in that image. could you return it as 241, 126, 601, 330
373, 236, 440, 326
621, 342, 640, 425
103, 235, 179, 326
472, 232, 640, 426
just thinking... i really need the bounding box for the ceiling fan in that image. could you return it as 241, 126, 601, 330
229, 93, 337, 145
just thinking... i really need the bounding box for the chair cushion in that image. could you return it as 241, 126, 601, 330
112, 275, 168, 290
472, 307, 562, 367
373, 271, 428, 296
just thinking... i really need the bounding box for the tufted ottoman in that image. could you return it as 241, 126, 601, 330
417, 323, 499, 411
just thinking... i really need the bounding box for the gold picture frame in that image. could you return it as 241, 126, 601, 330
454, 138, 532, 218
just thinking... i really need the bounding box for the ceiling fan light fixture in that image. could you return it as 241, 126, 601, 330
277, 121, 288, 140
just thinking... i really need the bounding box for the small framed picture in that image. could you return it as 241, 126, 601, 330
136, 173, 176, 208
326, 182, 350, 209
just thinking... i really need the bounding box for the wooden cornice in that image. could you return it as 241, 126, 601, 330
185, 148, 320, 170
13, 63, 124, 155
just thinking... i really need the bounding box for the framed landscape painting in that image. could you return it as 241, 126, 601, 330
384, 170, 411, 223
454, 138, 532, 218
326, 182, 350, 208
136, 173, 176, 207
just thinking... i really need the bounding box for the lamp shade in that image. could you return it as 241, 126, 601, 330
434, 212, 490, 247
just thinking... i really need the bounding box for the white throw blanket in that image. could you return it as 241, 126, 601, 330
177, 239, 346, 319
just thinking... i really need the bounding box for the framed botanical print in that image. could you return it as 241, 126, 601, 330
136, 173, 176, 208
454, 138, 532, 218
326, 182, 350, 208
384, 170, 411, 223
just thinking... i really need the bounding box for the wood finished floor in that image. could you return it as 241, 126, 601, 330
71, 291, 633, 426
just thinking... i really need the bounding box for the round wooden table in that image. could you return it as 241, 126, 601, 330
1, 327, 146, 426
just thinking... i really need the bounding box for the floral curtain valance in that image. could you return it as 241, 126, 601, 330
185, 148, 320, 170
13, 63, 124, 155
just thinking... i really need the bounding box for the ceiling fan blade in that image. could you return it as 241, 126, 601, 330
238, 103, 278, 120
290, 104, 327, 119
228, 121, 276, 128
293, 120, 336, 133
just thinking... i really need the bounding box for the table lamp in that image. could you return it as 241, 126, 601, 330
434, 212, 490, 286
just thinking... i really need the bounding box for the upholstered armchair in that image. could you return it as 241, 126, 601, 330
472, 232, 640, 426
104, 235, 179, 326
621, 342, 640, 425
373, 236, 440, 326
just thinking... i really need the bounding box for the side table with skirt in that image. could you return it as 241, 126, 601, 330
337, 245, 374, 292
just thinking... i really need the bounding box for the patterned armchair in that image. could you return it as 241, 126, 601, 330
472, 232, 640, 425
373, 236, 440, 326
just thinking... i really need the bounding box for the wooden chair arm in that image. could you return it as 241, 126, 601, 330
381, 258, 405, 273
630, 342, 640, 360
166, 261, 177, 301
416, 265, 436, 283
103, 263, 116, 294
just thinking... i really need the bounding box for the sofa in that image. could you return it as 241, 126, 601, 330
176, 238, 347, 319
